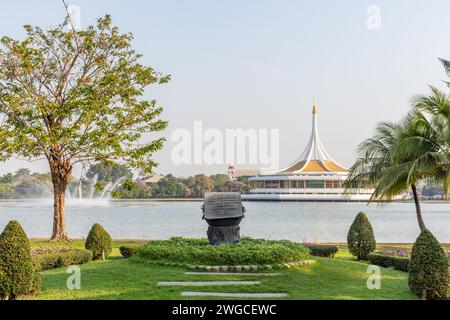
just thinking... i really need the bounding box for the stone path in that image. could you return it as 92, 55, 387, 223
185, 272, 281, 276
181, 292, 289, 298
157, 269, 290, 298
157, 280, 261, 286
156, 261, 317, 297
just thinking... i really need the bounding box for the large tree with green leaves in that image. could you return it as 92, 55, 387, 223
0, 14, 169, 240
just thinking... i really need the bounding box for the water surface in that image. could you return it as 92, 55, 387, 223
0, 200, 448, 243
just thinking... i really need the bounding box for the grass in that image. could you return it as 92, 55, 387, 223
26, 240, 420, 300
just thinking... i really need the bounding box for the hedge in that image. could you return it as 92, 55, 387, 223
138, 237, 311, 266
368, 253, 410, 272
305, 245, 338, 258
120, 246, 140, 258
32, 248, 93, 271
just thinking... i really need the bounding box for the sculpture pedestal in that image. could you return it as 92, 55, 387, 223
207, 226, 240, 245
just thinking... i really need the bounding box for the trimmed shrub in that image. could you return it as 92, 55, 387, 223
0, 221, 37, 300
305, 245, 338, 258
120, 246, 139, 258
347, 212, 376, 260
32, 248, 93, 271
138, 237, 311, 266
408, 230, 449, 300
368, 253, 410, 272
85, 224, 112, 260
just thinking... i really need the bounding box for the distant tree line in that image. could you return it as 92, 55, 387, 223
0, 168, 53, 199
112, 173, 250, 199
0, 164, 251, 199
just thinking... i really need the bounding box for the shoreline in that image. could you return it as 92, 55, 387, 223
0, 198, 448, 203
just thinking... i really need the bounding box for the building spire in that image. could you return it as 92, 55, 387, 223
312, 97, 317, 114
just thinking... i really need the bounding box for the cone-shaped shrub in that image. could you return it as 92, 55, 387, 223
0, 221, 36, 300
85, 223, 112, 260
408, 229, 449, 300
347, 212, 376, 260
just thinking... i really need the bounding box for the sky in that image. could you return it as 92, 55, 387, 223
0, 0, 449, 177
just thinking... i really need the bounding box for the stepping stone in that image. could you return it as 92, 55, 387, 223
184, 272, 281, 276
181, 292, 289, 298
157, 281, 261, 286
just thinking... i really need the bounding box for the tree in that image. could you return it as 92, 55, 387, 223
153, 174, 183, 198
347, 212, 376, 260
223, 180, 249, 193
408, 229, 449, 300
0, 221, 37, 300
410, 64, 449, 199
345, 121, 425, 231
13, 168, 31, 181
186, 174, 214, 198
0, 183, 16, 199
210, 174, 231, 192
0, 14, 169, 240
86, 162, 132, 183
14, 180, 49, 198
345, 59, 449, 232
0, 173, 13, 184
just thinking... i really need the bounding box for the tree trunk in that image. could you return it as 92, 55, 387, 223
49, 159, 72, 241
411, 184, 426, 232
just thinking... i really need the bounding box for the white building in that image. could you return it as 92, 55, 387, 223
242, 103, 373, 201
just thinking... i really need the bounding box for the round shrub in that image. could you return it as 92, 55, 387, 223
347, 212, 376, 260
408, 229, 449, 300
0, 220, 37, 300
85, 224, 112, 260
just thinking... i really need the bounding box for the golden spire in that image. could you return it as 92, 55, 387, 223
312, 97, 317, 114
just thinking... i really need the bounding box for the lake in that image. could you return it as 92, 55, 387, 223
0, 200, 448, 243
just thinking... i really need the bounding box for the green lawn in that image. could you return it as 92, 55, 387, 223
27, 240, 418, 300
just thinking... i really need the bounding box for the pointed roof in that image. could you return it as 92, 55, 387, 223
278, 102, 347, 174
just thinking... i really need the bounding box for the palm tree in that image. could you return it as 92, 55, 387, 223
440, 58, 450, 88
409, 60, 450, 198
346, 58, 450, 231
345, 120, 428, 231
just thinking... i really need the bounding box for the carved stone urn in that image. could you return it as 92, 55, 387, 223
202, 192, 245, 245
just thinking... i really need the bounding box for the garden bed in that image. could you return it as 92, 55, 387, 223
137, 237, 310, 266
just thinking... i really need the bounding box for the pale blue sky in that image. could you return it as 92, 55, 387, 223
1, 1, 449, 177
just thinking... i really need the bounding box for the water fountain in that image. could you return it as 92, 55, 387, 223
65, 171, 128, 207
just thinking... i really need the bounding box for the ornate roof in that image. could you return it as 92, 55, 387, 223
277, 103, 347, 174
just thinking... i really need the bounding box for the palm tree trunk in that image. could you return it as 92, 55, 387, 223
411, 184, 426, 232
